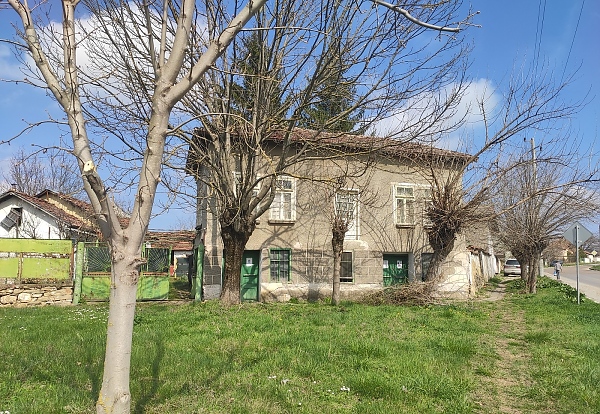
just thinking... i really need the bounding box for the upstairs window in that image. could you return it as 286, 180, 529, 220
335, 189, 359, 239
270, 176, 296, 222
394, 185, 415, 226
233, 172, 260, 215
422, 198, 434, 228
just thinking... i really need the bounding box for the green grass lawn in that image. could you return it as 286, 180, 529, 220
1, 277, 600, 413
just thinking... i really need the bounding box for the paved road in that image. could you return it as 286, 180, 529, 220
543, 265, 600, 303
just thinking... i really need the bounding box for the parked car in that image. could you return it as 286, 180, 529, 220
504, 259, 521, 276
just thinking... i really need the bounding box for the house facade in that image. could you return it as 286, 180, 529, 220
192, 130, 477, 302
0, 190, 97, 240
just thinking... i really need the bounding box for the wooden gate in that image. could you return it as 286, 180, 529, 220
75, 242, 170, 301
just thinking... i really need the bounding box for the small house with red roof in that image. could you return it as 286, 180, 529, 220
0, 190, 97, 241
0, 189, 196, 280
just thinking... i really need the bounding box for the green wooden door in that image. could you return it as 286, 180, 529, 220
383, 254, 408, 286
241, 250, 260, 302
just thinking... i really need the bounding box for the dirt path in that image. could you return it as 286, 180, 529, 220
471, 279, 532, 413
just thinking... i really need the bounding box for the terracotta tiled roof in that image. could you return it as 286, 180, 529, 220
37, 189, 130, 229
2, 190, 196, 248
189, 127, 471, 171
268, 128, 471, 162
144, 230, 195, 251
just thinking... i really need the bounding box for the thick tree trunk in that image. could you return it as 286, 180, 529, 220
525, 256, 537, 294
96, 254, 140, 414
331, 226, 345, 306
514, 252, 537, 294
425, 231, 456, 282
220, 224, 252, 305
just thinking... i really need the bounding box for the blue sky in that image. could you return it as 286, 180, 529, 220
0, 0, 598, 230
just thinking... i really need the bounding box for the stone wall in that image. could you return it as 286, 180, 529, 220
0, 282, 73, 307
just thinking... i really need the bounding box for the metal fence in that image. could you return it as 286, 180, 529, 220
74, 242, 171, 301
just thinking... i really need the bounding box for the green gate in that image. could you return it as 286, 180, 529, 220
76, 242, 170, 301
383, 254, 409, 286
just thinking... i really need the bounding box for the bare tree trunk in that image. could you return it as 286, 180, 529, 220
526, 255, 538, 294
96, 252, 142, 414
220, 223, 253, 305
513, 251, 538, 294
331, 222, 345, 306
425, 228, 456, 282
8, 0, 268, 411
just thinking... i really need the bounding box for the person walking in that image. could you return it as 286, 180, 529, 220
554, 261, 562, 280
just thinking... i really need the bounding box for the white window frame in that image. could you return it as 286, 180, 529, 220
394, 184, 415, 227
233, 172, 261, 214
422, 197, 433, 228
269, 175, 296, 223
335, 189, 360, 240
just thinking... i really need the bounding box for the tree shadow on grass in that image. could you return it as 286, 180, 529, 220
83, 337, 102, 404
134, 334, 165, 414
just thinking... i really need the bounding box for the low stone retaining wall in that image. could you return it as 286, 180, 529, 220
0, 284, 73, 307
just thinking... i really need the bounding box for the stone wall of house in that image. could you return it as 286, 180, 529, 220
0, 280, 73, 307
470, 250, 499, 291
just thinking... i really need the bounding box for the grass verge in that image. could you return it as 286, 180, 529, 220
0, 277, 599, 413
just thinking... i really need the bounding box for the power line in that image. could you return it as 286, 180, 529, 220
562, 0, 586, 81
533, 0, 547, 71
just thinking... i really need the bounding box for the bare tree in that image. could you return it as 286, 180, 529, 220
300, 157, 380, 305
422, 67, 586, 283
1, 147, 83, 196
3, 0, 473, 410
494, 139, 599, 293
186, 0, 473, 304
5, 0, 266, 412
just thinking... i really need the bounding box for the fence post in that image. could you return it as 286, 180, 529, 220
72, 242, 84, 304
193, 243, 204, 302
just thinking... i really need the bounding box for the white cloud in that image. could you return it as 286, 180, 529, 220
373, 78, 501, 151
0, 44, 25, 80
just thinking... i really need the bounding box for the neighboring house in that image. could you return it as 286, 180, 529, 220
144, 230, 196, 277
0, 189, 195, 276
0, 190, 97, 240
189, 128, 479, 302
542, 238, 573, 264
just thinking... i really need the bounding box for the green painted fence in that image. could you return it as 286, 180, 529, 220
0, 239, 73, 280
73, 242, 171, 302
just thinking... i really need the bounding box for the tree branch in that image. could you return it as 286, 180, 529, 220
367, 0, 466, 32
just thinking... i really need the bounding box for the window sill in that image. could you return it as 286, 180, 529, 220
396, 223, 416, 229
268, 219, 296, 225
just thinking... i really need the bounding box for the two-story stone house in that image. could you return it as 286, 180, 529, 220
190, 129, 475, 302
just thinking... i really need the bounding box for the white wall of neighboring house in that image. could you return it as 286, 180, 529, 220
0, 199, 62, 239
